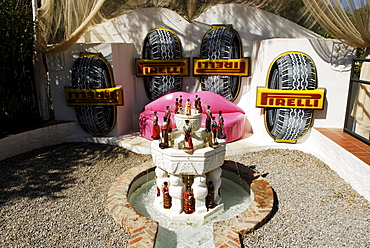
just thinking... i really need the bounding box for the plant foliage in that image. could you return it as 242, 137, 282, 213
0, 0, 40, 136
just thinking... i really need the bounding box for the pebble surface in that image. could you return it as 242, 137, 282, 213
0, 142, 151, 247
231, 149, 370, 248
1, 143, 369, 247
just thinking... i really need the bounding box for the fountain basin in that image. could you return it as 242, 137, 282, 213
174, 112, 203, 135
153, 198, 225, 225
107, 161, 274, 247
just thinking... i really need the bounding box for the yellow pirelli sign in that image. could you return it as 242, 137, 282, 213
136, 59, 189, 76
256, 88, 326, 109
193, 58, 249, 76
65, 86, 124, 106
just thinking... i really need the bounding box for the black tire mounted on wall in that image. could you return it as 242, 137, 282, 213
71, 53, 116, 136
265, 52, 317, 142
143, 28, 182, 101
200, 26, 241, 101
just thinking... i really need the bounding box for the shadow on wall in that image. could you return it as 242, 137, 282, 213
78, 4, 326, 106
88, 4, 321, 58
193, 4, 320, 52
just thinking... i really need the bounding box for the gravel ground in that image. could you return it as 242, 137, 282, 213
230, 149, 370, 248
1, 142, 369, 247
0, 142, 151, 247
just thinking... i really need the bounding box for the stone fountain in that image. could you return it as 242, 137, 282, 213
151, 106, 226, 224
107, 96, 274, 247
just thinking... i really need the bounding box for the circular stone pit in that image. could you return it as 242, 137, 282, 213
107, 160, 274, 247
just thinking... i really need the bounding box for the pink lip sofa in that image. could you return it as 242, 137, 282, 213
139, 91, 246, 143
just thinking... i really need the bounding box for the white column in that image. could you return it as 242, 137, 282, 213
207, 167, 222, 205
192, 175, 208, 214
154, 167, 168, 208
169, 174, 184, 214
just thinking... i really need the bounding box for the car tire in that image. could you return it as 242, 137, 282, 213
265, 52, 316, 142
200, 26, 241, 101
142, 28, 182, 101
71, 53, 116, 136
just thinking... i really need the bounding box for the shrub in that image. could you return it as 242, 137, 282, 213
0, 0, 40, 136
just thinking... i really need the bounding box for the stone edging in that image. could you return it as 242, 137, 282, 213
214, 161, 274, 247
107, 161, 274, 247
107, 162, 158, 247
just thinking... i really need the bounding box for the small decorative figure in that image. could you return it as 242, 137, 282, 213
174, 98, 179, 114
159, 117, 169, 149
218, 110, 226, 139
206, 106, 213, 146
157, 186, 160, 197
152, 111, 160, 140
197, 98, 203, 113
211, 116, 219, 146
183, 185, 195, 214
185, 99, 191, 115
205, 105, 212, 132
194, 95, 199, 111
166, 106, 172, 132
206, 181, 215, 209
179, 95, 183, 114
183, 120, 194, 153
165, 105, 171, 118
162, 181, 172, 209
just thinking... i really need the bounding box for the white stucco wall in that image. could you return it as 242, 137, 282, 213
79, 5, 323, 94
44, 4, 353, 138
45, 43, 139, 137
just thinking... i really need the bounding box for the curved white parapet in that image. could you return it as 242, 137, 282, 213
151, 140, 226, 175
0, 122, 79, 161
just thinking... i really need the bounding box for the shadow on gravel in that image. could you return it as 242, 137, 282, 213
0, 142, 130, 205
269, 188, 279, 221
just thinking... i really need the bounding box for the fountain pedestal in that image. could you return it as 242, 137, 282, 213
152, 140, 226, 175
151, 139, 226, 224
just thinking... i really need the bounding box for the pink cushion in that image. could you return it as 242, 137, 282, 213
139, 91, 246, 143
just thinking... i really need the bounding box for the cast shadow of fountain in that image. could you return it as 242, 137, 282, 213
155, 226, 178, 248
221, 160, 278, 234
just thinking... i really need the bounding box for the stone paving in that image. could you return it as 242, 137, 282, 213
213, 161, 274, 247
107, 160, 274, 247
107, 163, 158, 247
